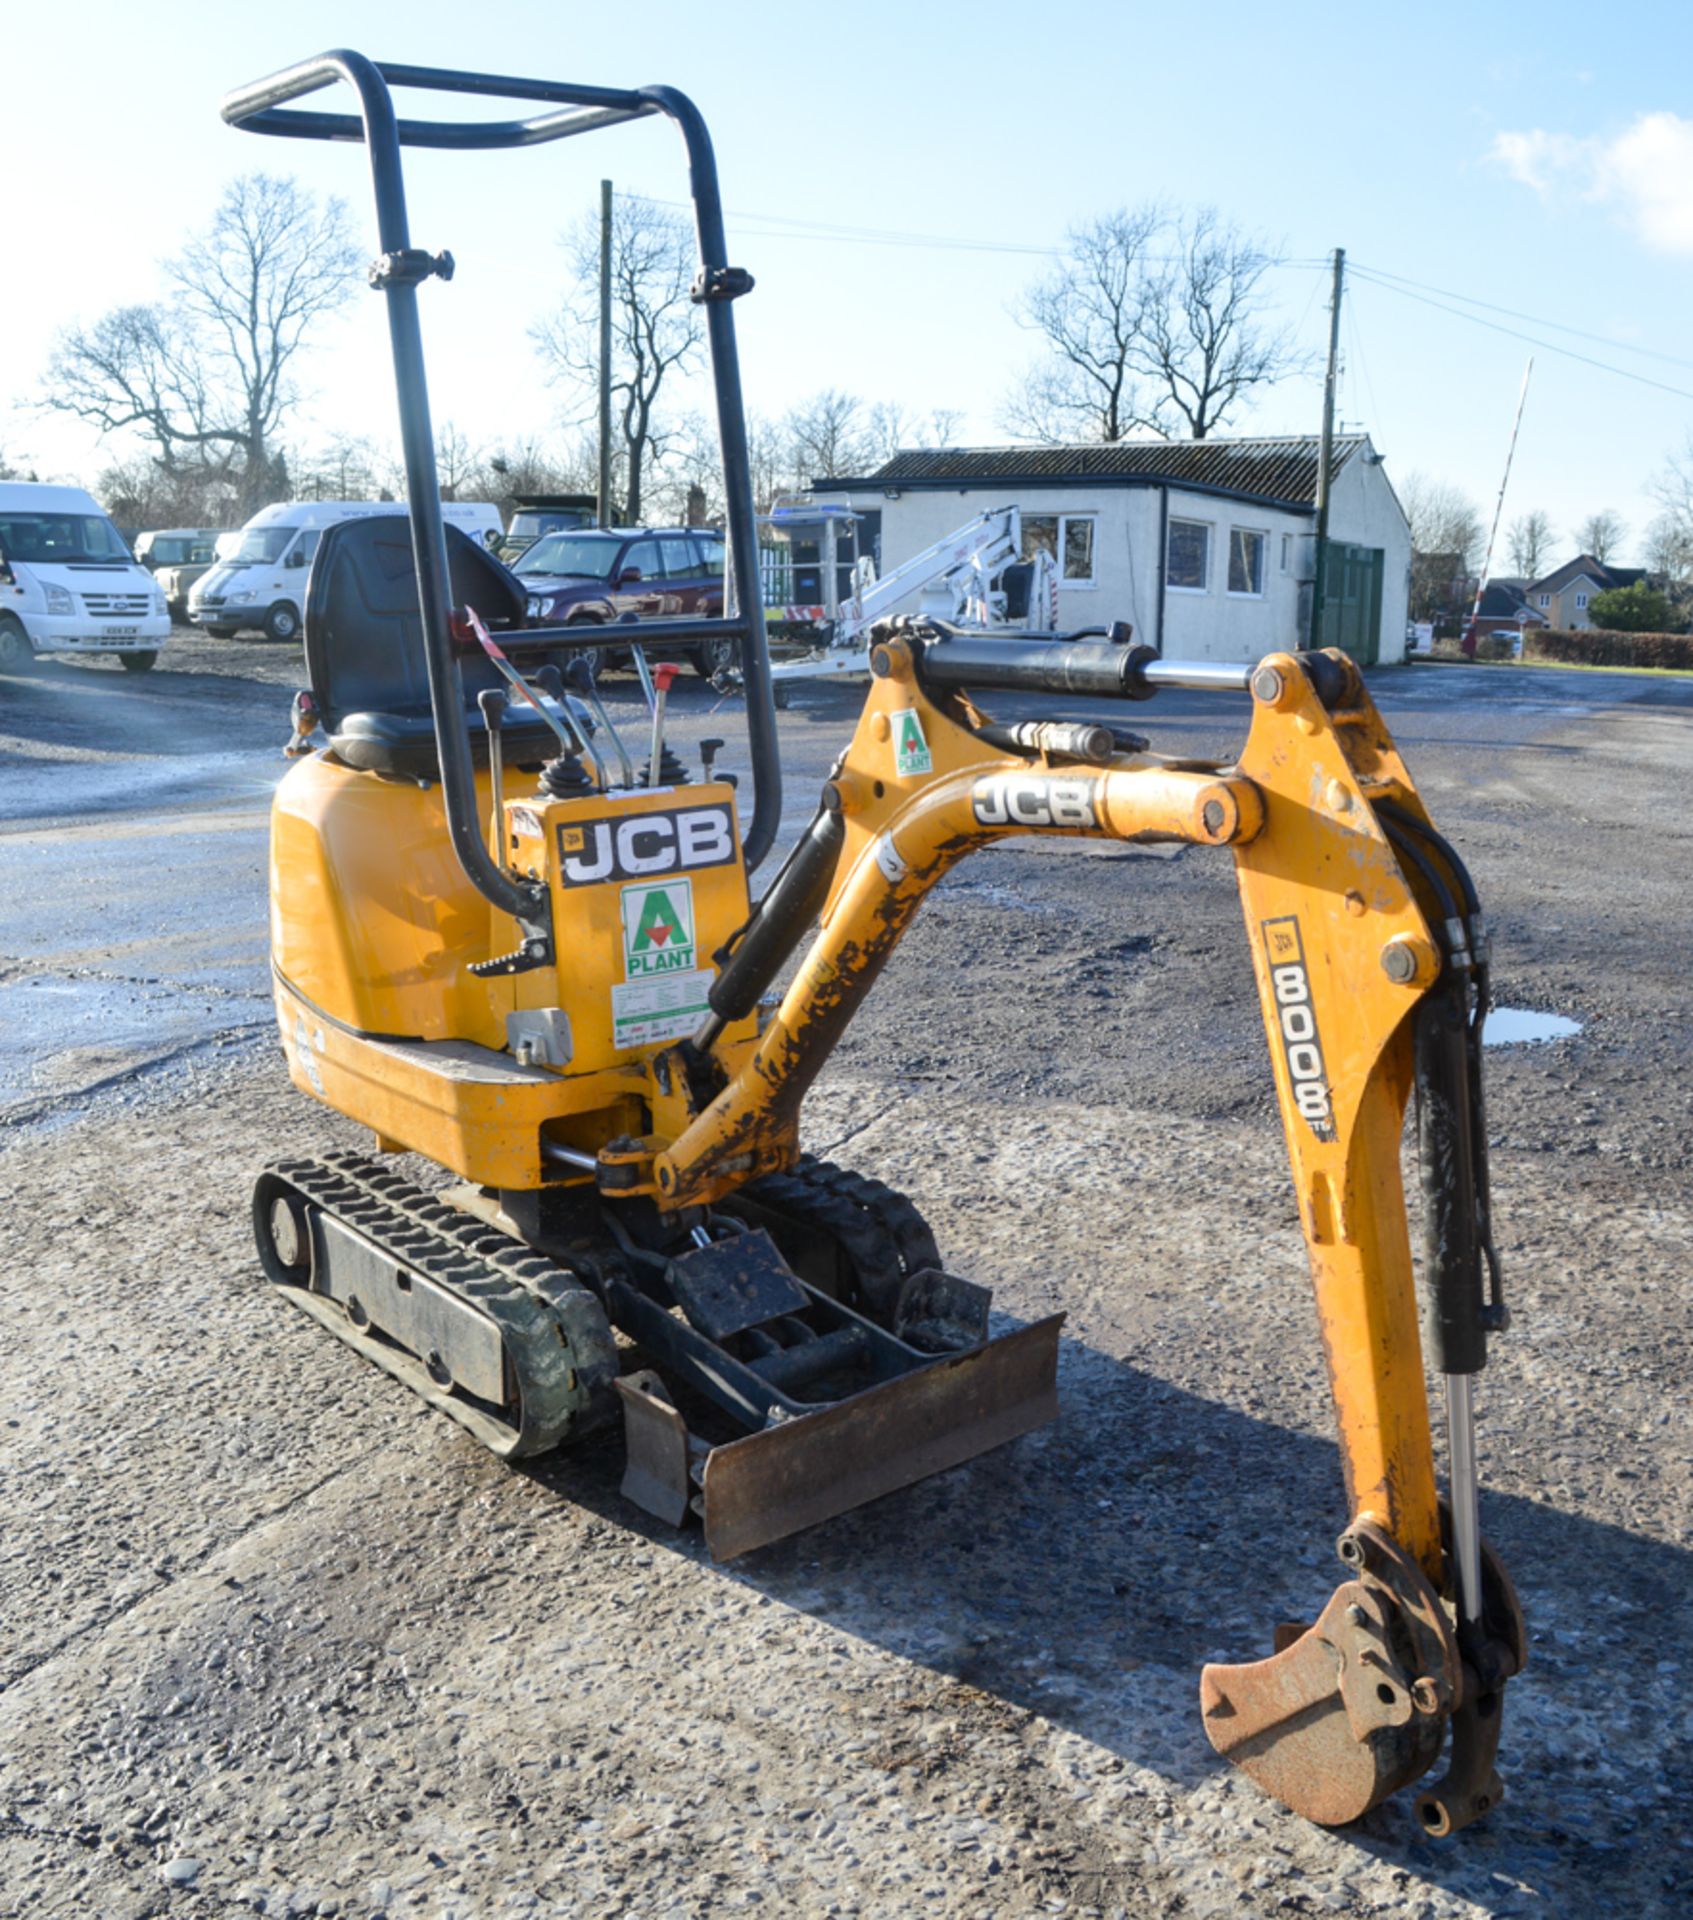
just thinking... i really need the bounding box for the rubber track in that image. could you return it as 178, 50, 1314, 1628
259, 1151, 618, 1458
734, 1155, 942, 1321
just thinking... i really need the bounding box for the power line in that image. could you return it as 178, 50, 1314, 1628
1347, 266, 1693, 406
619, 192, 1329, 269
1350, 261, 1693, 375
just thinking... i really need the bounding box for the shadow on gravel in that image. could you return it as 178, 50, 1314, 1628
520, 1325, 1688, 1916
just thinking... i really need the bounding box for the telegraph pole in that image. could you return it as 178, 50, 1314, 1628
597, 179, 613, 527
1307, 247, 1344, 651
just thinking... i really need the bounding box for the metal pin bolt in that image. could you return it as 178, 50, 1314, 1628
1381, 939, 1420, 985
1344, 1602, 1369, 1629
1250, 665, 1284, 706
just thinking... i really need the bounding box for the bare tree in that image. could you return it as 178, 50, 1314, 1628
484, 437, 597, 523
47, 176, 360, 511
1506, 509, 1555, 579
1133, 208, 1302, 438
1005, 205, 1301, 443
533, 197, 702, 523
1644, 512, 1693, 591
294, 434, 386, 503
927, 407, 966, 446
1401, 473, 1483, 622
433, 421, 485, 501
1004, 207, 1162, 443
1572, 509, 1625, 564
784, 389, 870, 483
96, 452, 242, 528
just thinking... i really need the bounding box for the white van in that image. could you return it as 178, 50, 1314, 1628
0, 483, 172, 675
189, 499, 503, 642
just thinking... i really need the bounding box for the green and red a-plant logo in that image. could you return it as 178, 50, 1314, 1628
892, 708, 932, 776
621, 879, 697, 977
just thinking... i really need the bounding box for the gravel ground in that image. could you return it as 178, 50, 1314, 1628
1, 636, 1690, 1918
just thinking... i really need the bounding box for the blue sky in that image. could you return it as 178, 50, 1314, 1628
6, 0, 1692, 568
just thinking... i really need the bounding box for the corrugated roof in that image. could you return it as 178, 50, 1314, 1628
818, 435, 1371, 510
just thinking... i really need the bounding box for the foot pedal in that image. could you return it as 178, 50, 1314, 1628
893, 1268, 991, 1352
665, 1229, 808, 1341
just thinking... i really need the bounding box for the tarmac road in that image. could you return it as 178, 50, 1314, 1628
1, 633, 1690, 1919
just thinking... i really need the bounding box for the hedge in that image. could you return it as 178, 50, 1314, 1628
1523, 628, 1693, 671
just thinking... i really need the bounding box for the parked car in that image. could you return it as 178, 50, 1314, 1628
134, 527, 227, 619
0, 483, 172, 674
514, 526, 731, 679
189, 499, 502, 640
496, 493, 598, 565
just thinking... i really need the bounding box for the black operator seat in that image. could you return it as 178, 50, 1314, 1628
304, 514, 563, 776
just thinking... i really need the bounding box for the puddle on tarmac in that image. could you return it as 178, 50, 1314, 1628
1485, 1007, 1583, 1047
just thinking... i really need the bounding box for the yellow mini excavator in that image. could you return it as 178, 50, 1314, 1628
228, 53, 1524, 1836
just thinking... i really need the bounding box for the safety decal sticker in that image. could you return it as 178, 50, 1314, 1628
892, 709, 933, 777
611, 879, 711, 1048
1260, 915, 1336, 1141
611, 969, 714, 1051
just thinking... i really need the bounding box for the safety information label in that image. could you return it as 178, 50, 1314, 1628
611, 967, 715, 1050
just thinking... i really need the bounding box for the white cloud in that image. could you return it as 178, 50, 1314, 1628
1491, 128, 1587, 195
1491, 111, 1693, 255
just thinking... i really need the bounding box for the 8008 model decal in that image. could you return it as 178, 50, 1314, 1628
1260, 916, 1336, 1141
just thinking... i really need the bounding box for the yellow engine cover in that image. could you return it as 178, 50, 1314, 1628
269, 753, 756, 1185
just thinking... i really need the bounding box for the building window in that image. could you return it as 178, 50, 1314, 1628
1575, 591, 1588, 609
1167, 518, 1210, 591
1022, 514, 1096, 585
1228, 528, 1267, 597
1538, 593, 1550, 608
1280, 532, 1292, 572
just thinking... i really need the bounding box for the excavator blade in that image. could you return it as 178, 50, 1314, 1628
616, 1315, 1063, 1561
1200, 1522, 1461, 1826
701, 1314, 1062, 1559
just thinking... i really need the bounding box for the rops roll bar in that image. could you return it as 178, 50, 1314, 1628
222, 51, 782, 967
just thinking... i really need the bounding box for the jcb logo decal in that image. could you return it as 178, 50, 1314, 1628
1261, 916, 1335, 1141
971, 774, 1097, 829
557, 803, 737, 887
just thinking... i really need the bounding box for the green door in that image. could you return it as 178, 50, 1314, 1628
1318, 542, 1384, 665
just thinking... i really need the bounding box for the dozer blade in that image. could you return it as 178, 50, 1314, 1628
625, 1315, 1063, 1561
1199, 1521, 1460, 1826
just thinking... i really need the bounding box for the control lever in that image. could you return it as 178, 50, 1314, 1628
533, 664, 606, 788
629, 639, 657, 715
477, 687, 507, 861
564, 655, 635, 787
700, 736, 725, 783
648, 663, 683, 788
453, 605, 575, 756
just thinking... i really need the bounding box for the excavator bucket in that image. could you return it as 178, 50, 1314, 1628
615, 1315, 1064, 1560
1199, 1567, 1454, 1826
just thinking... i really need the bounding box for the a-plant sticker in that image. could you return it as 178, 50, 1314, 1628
622, 879, 696, 977
613, 878, 712, 1050
892, 709, 932, 777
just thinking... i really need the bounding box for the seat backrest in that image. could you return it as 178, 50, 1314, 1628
303, 513, 527, 730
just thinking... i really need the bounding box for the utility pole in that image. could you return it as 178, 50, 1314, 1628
597, 178, 613, 527
1462, 356, 1534, 656
1307, 247, 1344, 651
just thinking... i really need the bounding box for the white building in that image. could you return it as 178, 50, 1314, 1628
816, 434, 1411, 667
